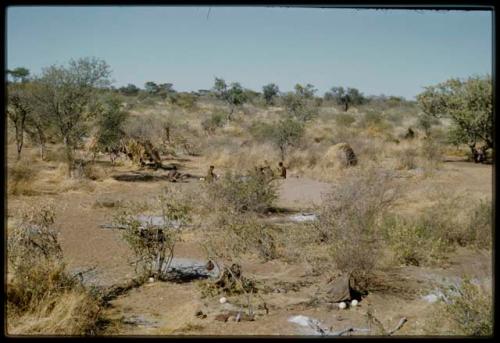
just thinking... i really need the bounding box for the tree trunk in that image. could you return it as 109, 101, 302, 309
40, 143, 46, 161
165, 126, 170, 143
279, 145, 286, 162
344, 102, 349, 112
15, 124, 24, 161
64, 138, 74, 177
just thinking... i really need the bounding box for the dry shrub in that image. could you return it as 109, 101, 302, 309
420, 137, 444, 167
422, 191, 476, 247
312, 168, 398, 277
82, 163, 107, 181
115, 187, 191, 280
395, 147, 418, 170
7, 203, 101, 335
203, 211, 280, 264
8, 161, 38, 196
426, 279, 493, 336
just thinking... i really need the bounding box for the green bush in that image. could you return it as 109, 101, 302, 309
335, 113, 356, 127
170, 92, 197, 110
466, 200, 492, 249
206, 169, 278, 214
201, 112, 227, 134
381, 215, 448, 266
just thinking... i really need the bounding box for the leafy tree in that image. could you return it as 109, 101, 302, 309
119, 83, 140, 96
31, 57, 112, 176
95, 95, 129, 164
326, 86, 367, 111
24, 105, 54, 161
282, 84, 319, 122
7, 67, 30, 83
144, 81, 159, 94
157, 83, 176, 99
294, 83, 317, 99
213, 77, 228, 100
262, 83, 280, 105
417, 75, 492, 162
212, 78, 248, 120
273, 118, 305, 161
251, 118, 304, 161
7, 83, 33, 160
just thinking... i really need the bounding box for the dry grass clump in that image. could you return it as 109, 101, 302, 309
82, 163, 107, 181
420, 136, 444, 168
395, 147, 418, 170
7, 161, 38, 196
7, 203, 102, 335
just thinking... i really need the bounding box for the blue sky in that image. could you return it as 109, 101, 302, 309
6, 6, 492, 99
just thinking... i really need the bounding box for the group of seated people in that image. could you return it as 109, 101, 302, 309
166, 161, 287, 183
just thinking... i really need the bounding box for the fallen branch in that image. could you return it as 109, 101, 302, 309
388, 317, 407, 335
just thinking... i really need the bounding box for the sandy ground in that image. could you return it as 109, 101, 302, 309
6, 148, 493, 336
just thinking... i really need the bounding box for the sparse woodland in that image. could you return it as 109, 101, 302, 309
6, 59, 493, 336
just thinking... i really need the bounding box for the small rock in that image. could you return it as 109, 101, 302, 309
338, 302, 347, 309
351, 299, 359, 307
219, 297, 227, 304
148, 277, 155, 283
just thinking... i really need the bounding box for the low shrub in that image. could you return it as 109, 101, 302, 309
381, 215, 448, 266
420, 137, 443, 167
436, 279, 493, 336
205, 168, 278, 214
465, 200, 492, 250
395, 147, 418, 170
334, 113, 356, 127
201, 112, 227, 134
8, 161, 38, 196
